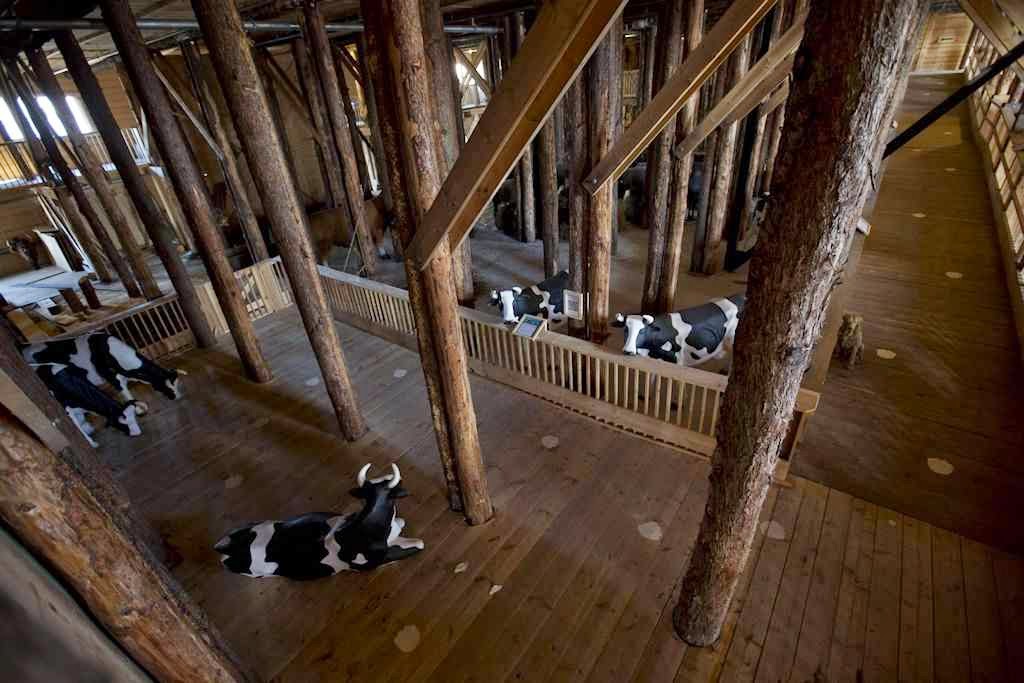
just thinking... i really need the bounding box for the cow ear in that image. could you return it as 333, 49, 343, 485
512, 286, 522, 295
642, 314, 655, 325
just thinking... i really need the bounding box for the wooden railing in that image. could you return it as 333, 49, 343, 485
196, 257, 293, 336
316, 266, 819, 478
44, 295, 194, 361
962, 32, 1024, 358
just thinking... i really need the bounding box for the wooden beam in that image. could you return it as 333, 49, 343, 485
191, 0, 368, 440
151, 59, 224, 160
103, 0, 273, 384
331, 43, 372, 197
961, 0, 1024, 79
511, 12, 537, 243
403, 0, 628, 270
583, 0, 778, 195
723, 53, 794, 126
677, 14, 804, 158
764, 77, 790, 113
453, 45, 492, 96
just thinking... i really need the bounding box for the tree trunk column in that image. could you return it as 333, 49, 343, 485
422, 0, 475, 305
54, 186, 114, 283
511, 12, 537, 243
293, 37, 346, 212
658, 0, 705, 312
300, 0, 378, 276
102, 0, 272, 384
362, 0, 493, 525
191, 0, 367, 440
55, 31, 216, 348
673, 0, 926, 646
641, 0, 686, 314
565, 74, 589, 338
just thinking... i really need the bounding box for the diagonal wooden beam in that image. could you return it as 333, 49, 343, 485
404, 0, 628, 270
583, 0, 777, 195
764, 76, 790, 113
454, 44, 491, 95
722, 52, 794, 126
678, 14, 804, 157
961, 0, 1024, 78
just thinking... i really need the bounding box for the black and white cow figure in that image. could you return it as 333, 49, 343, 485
22, 332, 186, 415
34, 363, 141, 448
214, 463, 424, 580
490, 269, 570, 325
614, 294, 746, 368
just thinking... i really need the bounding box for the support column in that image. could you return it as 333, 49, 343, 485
641, 24, 657, 108
293, 37, 344, 209
362, 0, 494, 525
300, 0, 377, 275
658, 0, 705, 312
565, 75, 589, 338
332, 44, 372, 198
180, 42, 270, 263
511, 12, 536, 243
358, 35, 393, 212
54, 185, 114, 283
102, 0, 272, 384
55, 31, 216, 348
192, 0, 367, 440
673, 0, 926, 645
586, 18, 622, 343
641, 0, 686, 313
422, 0, 474, 304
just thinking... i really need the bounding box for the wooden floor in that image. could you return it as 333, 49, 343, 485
794, 75, 1024, 554
101, 308, 1024, 682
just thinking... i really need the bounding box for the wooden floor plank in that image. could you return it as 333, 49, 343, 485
932, 527, 972, 683
898, 516, 935, 683
863, 506, 904, 681
991, 551, 1024, 676
827, 498, 877, 682
787, 489, 854, 683
961, 539, 1009, 683
753, 480, 830, 683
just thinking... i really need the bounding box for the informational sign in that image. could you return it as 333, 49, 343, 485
512, 314, 548, 340
563, 289, 585, 321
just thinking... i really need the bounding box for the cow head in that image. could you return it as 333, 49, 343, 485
349, 463, 409, 502
613, 313, 655, 355
112, 401, 142, 437
490, 287, 523, 324
154, 368, 186, 401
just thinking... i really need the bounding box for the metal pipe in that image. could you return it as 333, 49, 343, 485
0, 17, 499, 34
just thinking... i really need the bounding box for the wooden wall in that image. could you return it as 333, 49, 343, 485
914, 12, 973, 72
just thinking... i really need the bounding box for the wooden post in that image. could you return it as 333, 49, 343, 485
179, 43, 270, 263
55, 31, 217, 348
511, 12, 537, 243
293, 37, 344, 208
358, 35, 393, 212
658, 0, 704, 311
565, 74, 589, 338
79, 276, 102, 309
57, 287, 86, 314
257, 49, 307, 209
102, 0, 273, 384
22, 50, 151, 299
362, 0, 494, 525
641, 24, 657, 108
422, 0, 475, 305
299, 0, 378, 275
586, 18, 622, 342
192, 0, 367, 440
332, 44, 372, 198
537, 113, 559, 277
53, 185, 115, 284
698, 37, 750, 275
673, 0, 926, 645
641, 0, 686, 313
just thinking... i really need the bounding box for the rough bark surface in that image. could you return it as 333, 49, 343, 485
673, 0, 927, 646
104, 0, 272, 384
657, 0, 704, 312
511, 12, 537, 243
192, 0, 367, 440
293, 36, 346, 210
641, 0, 686, 313
362, 0, 493, 525
56, 31, 216, 347
565, 76, 588, 337
53, 186, 114, 284
538, 114, 559, 277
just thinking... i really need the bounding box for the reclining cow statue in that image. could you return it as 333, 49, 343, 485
34, 363, 141, 447
22, 332, 186, 415
491, 270, 570, 325
214, 463, 424, 580
614, 294, 746, 368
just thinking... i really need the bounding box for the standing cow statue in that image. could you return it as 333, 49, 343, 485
614, 294, 746, 367
22, 332, 186, 416
215, 463, 424, 580
491, 270, 570, 325
33, 363, 142, 447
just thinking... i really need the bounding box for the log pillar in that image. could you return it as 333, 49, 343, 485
641, 0, 685, 313
673, 0, 926, 645
658, 0, 705, 312
79, 276, 103, 309
641, 24, 657, 108
300, 0, 378, 275
565, 74, 589, 338
293, 37, 346, 210
102, 0, 272, 384
586, 18, 622, 343
362, 0, 494, 525
422, 0, 475, 305
511, 12, 536, 243
358, 35, 393, 212
55, 31, 217, 348
54, 186, 114, 284
180, 42, 270, 264
191, 0, 367, 440
332, 44, 372, 198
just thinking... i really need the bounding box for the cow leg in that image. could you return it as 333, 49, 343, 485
392, 536, 424, 551
66, 407, 98, 448
115, 375, 148, 415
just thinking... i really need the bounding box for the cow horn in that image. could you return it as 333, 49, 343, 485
177, 369, 189, 376
490, 290, 498, 301
388, 463, 401, 488
512, 286, 522, 295
642, 314, 655, 325
357, 463, 371, 487
615, 313, 625, 323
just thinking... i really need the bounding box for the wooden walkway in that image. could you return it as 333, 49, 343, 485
101, 310, 1023, 682
794, 74, 1024, 554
